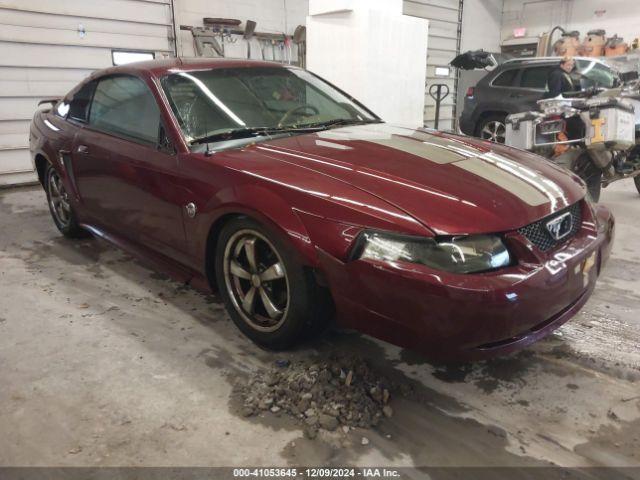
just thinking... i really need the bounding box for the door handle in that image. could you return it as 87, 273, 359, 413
77, 145, 89, 154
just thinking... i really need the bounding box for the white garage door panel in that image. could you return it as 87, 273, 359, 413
0, 120, 30, 136
403, 0, 461, 130
0, 24, 170, 51
424, 105, 454, 123
428, 22, 458, 38
0, 9, 170, 38
0, 65, 92, 98
0, 80, 79, 98
0, 148, 31, 173
0, 0, 173, 185
0, 67, 91, 97
0, 66, 93, 82
0, 171, 37, 185
0, 0, 171, 26
403, 2, 459, 23
428, 36, 457, 52
0, 98, 42, 121
0, 43, 116, 69
1, 133, 27, 149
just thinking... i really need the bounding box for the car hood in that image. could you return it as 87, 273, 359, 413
252, 123, 585, 235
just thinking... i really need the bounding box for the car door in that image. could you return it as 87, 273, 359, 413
510, 65, 552, 111
71, 74, 189, 259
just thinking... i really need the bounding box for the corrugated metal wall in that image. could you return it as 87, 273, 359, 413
0, 0, 174, 186
403, 0, 463, 131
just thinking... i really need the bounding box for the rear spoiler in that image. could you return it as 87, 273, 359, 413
38, 97, 61, 107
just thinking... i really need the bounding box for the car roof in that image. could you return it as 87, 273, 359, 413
89, 57, 290, 80
501, 56, 608, 67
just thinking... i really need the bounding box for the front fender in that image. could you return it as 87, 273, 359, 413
193, 183, 318, 270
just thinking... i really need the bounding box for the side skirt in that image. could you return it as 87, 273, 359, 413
79, 222, 213, 295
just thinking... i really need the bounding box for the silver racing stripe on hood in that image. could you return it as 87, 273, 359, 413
455, 152, 570, 208
361, 134, 569, 208
311, 125, 571, 209
368, 137, 468, 164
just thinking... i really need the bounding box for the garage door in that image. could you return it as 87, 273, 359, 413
0, 0, 175, 186
403, 0, 463, 131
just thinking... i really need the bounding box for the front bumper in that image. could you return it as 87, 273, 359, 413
318, 203, 614, 361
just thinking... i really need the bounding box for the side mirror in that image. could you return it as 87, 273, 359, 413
157, 124, 175, 154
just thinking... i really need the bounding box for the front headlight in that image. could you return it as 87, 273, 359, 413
352, 231, 511, 274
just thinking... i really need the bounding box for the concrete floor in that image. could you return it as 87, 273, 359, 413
1, 181, 639, 470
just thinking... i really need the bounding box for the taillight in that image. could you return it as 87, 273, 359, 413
466, 87, 475, 97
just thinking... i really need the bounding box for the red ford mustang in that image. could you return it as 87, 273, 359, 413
29, 58, 614, 361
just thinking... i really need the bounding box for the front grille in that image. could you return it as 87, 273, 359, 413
517, 202, 582, 252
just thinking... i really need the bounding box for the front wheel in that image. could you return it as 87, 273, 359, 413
572, 153, 603, 202
214, 217, 330, 350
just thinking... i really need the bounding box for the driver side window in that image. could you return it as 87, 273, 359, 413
89, 75, 161, 145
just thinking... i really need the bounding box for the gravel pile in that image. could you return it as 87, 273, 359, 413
235, 355, 408, 438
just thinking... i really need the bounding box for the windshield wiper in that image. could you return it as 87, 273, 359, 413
190, 125, 328, 145
191, 118, 382, 145
300, 118, 382, 129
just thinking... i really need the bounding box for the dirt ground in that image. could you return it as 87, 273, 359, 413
0, 181, 639, 474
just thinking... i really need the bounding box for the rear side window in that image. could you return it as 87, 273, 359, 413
492, 69, 518, 87
68, 81, 96, 122
89, 75, 160, 145
519, 66, 552, 89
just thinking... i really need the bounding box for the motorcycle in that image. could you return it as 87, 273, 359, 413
505, 76, 640, 201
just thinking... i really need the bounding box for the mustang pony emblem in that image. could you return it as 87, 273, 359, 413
546, 211, 573, 241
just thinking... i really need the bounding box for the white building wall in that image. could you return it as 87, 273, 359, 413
307, 0, 429, 128
501, 0, 639, 46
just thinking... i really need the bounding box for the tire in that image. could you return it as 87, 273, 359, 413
572, 153, 603, 202
476, 114, 507, 144
635, 175, 640, 196
44, 163, 88, 238
214, 217, 329, 350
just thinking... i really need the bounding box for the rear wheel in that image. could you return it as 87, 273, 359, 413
44, 163, 87, 238
215, 217, 329, 350
477, 114, 507, 143
572, 153, 603, 202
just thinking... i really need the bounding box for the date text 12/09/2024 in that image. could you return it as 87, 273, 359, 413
233, 468, 401, 478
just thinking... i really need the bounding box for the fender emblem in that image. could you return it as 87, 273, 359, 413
185, 202, 197, 218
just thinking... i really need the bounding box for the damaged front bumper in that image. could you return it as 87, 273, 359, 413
317, 203, 615, 362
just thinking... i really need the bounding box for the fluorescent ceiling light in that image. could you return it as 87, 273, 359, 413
112, 51, 155, 66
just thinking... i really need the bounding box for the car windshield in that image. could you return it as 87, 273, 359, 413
575, 59, 618, 89
160, 67, 379, 144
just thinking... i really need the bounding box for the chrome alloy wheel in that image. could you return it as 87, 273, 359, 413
223, 229, 290, 332
48, 170, 72, 227
480, 120, 506, 143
